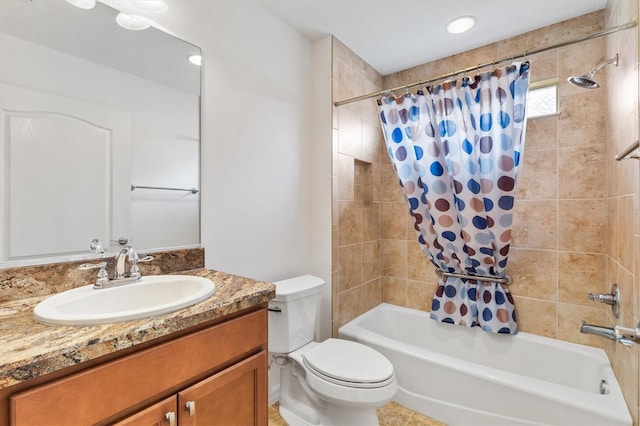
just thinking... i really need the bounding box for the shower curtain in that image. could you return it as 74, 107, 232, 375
378, 63, 530, 334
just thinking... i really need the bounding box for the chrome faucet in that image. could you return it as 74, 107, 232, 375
580, 323, 616, 341
580, 322, 638, 347
80, 245, 154, 289
115, 246, 134, 279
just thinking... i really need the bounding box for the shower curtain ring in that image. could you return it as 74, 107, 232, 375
461, 66, 470, 82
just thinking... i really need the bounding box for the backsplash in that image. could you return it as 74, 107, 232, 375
0, 247, 205, 302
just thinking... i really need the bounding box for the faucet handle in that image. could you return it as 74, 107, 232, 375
129, 254, 154, 278
588, 292, 616, 304
588, 283, 620, 318
79, 261, 109, 287
125, 248, 153, 263
79, 261, 107, 271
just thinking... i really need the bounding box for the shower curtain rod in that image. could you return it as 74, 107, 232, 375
334, 20, 637, 107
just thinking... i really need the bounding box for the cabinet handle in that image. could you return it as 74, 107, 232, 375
185, 400, 196, 417
165, 411, 176, 426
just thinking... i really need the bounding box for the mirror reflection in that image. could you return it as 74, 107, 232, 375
0, 0, 201, 267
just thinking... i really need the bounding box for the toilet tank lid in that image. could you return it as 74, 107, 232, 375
272, 275, 325, 301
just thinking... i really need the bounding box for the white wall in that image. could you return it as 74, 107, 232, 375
149, 0, 332, 287
110, 0, 334, 406
309, 36, 334, 342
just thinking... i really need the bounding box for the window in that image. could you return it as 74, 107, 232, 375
527, 77, 559, 118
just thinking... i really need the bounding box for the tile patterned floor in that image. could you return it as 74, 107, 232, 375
268, 401, 446, 426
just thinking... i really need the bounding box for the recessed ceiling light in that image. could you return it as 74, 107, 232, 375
446, 16, 476, 34
65, 0, 96, 9
116, 12, 150, 31
188, 54, 202, 66
132, 0, 169, 13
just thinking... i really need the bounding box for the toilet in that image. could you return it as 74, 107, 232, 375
269, 275, 397, 426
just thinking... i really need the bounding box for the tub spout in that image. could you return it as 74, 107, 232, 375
580, 322, 616, 340
580, 322, 638, 347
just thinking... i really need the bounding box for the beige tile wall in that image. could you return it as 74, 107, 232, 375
332, 38, 385, 335
603, 0, 639, 423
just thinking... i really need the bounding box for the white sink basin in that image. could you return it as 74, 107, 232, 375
33, 275, 215, 326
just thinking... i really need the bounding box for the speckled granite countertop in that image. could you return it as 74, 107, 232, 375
0, 268, 275, 389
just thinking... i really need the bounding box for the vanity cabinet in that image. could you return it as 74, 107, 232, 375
8, 307, 268, 426
114, 352, 266, 426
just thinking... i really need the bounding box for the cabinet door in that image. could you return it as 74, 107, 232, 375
112, 396, 177, 426
178, 351, 267, 426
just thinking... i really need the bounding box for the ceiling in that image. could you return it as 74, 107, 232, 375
2, 0, 200, 94
260, 0, 607, 76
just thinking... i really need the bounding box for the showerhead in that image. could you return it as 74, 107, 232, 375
567, 54, 619, 89
568, 75, 600, 89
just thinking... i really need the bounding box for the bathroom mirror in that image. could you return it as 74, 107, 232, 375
0, 0, 201, 267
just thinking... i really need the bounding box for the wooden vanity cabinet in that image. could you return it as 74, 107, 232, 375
8, 307, 268, 426
114, 352, 266, 426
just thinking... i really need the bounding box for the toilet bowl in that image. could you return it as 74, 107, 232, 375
292, 339, 396, 404
269, 275, 397, 425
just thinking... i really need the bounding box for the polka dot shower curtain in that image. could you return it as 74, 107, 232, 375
377, 63, 530, 334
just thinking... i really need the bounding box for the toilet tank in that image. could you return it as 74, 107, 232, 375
268, 275, 325, 353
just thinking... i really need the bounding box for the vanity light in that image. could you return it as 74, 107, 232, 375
446, 16, 476, 34
188, 54, 202, 66
116, 12, 150, 30
65, 0, 96, 9
132, 0, 168, 13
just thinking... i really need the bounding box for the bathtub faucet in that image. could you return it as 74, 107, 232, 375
580, 322, 639, 347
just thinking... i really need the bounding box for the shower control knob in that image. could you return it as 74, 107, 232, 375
588, 292, 616, 305
588, 283, 620, 318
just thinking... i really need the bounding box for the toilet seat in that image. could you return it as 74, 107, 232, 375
302, 338, 395, 389
288, 339, 397, 407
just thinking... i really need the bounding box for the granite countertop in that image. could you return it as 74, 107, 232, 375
0, 268, 275, 389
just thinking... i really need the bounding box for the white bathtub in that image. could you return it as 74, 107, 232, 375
338, 303, 631, 426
